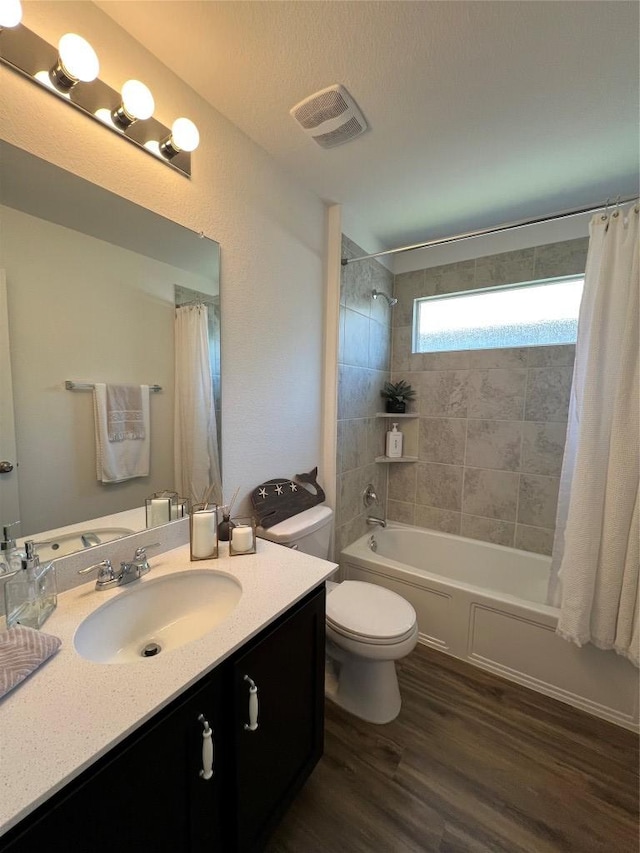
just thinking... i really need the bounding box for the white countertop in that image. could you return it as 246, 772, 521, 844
0, 540, 336, 837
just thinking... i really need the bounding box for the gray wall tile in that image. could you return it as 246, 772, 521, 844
349, 236, 578, 556
467, 369, 527, 420
388, 500, 416, 525
414, 505, 461, 534
416, 462, 463, 511
533, 238, 588, 279
369, 317, 391, 371
525, 366, 573, 422
461, 514, 515, 547
342, 308, 370, 367
518, 474, 560, 528
463, 468, 519, 521
419, 418, 467, 464
338, 418, 369, 473
521, 422, 567, 476
475, 248, 534, 288
465, 420, 522, 471
515, 524, 554, 556
418, 370, 468, 417
388, 463, 417, 502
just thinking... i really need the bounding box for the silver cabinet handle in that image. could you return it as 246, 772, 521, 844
243, 675, 259, 731
0, 461, 14, 474
198, 714, 214, 780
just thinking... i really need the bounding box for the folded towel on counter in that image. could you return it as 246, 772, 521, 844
0, 625, 61, 700
106, 384, 145, 442
94, 384, 151, 483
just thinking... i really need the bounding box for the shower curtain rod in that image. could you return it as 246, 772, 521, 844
340, 195, 639, 266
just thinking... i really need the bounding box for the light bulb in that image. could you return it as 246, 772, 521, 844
53, 33, 99, 88
171, 118, 200, 152
160, 117, 200, 158
0, 0, 22, 28
112, 79, 155, 127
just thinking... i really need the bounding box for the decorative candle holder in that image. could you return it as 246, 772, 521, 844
189, 504, 219, 561
229, 517, 257, 556
175, 498, 190, 520
146, 490, 179, 528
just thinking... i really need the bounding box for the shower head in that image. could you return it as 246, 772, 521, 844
372, 289, 398, 308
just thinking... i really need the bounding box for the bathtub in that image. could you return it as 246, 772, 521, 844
340, 524, 639, 731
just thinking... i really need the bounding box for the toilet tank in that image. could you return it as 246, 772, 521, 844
256, 505, 333, 558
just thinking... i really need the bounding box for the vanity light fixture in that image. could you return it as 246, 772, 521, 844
50, 33, 99, 89
0, 12, 196, 177
0, 0, 22, 29
159, 117, 200, 157
112, 79, 155, 128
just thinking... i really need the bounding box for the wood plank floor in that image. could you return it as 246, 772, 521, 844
265, 644, 639, 853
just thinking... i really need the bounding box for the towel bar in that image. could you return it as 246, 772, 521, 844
65, 381, 162, 393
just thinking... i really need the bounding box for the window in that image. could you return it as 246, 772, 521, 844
413, 276, 584, 353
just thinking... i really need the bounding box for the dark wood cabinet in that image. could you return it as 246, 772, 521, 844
231, 583, 325, 852
0, 585, 325, 853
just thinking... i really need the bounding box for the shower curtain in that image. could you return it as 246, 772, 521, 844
174, 304, 223, 508
548, 203, 639, 666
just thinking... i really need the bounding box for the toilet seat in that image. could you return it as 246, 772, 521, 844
326, 581, 417, 645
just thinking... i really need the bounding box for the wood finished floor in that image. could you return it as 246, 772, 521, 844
265, 644, 639, 853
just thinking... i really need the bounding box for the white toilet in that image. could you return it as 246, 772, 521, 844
256, 506, 418, 724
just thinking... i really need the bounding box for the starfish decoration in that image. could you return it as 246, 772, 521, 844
275, 484, 284, 495
258, 488, 268, 499
289, 483, 298, 492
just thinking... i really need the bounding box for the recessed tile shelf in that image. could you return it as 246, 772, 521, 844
375, 455, 419, 463
376, 414, 418, 462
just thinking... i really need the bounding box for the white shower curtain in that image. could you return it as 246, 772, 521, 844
549, 203, 639, 666
174, 304, 223, 508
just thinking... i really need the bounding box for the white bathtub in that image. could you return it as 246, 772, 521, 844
340, 524, 639, 731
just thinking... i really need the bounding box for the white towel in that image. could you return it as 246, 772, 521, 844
94, 384, 150, 483
106, 384, 145, 442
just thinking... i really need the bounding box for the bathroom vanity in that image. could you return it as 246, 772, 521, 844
0, 541, 335, 852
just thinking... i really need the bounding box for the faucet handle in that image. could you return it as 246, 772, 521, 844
78, 559, 117, 587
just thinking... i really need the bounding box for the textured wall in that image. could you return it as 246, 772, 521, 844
335, 236, 394, 559
388, 238, 588, 554
1, 1, 326, 516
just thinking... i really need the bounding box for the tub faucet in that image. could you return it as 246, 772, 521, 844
366, 516, 387, 528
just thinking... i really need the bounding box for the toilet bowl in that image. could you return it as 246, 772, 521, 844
256, 506, 417, 724
325, 580, 418, 724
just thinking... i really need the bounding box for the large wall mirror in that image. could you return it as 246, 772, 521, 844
0, 140, 221, 558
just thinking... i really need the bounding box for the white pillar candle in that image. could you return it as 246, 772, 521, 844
231, 525, 253, 553
150, 499, 170, 528
191, 511, 217, 559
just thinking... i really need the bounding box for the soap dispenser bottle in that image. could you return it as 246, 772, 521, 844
385, 423, 403, 458
4, 540, 57, 629
0, 522, 26, 575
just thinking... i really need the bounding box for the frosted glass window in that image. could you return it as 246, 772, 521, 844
414, 276, 584, 353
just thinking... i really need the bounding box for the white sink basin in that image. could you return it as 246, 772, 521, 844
74, 570, 242, 664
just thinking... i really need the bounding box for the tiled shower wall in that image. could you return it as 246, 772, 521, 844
335, 236, 393, 560
388, 238, 588, 555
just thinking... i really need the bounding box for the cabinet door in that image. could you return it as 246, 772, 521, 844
231, 586, 325, 853
1, 669, 226, 853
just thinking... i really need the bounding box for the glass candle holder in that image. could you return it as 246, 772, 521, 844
229, 517, 257, 556
146, 490, 179, 528
189, 504, 219, 561
175, 498, 190, 520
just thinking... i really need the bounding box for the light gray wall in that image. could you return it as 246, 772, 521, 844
388, 238, 588, 555
335, 236, 394, 560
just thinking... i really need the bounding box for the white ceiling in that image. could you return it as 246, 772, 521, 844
98, 1, 640, 250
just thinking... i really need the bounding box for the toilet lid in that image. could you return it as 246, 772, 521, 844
326, 581, 416, 642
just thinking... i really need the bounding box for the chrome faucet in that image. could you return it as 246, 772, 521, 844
78, 543, 159, 591
366, 516, 387, 528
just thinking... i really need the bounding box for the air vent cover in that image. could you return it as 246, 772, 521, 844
290, 84, 367, 149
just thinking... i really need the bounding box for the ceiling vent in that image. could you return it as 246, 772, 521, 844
290, 84, 368, 149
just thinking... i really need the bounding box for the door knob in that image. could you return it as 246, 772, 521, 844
0, 461, 14, 474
